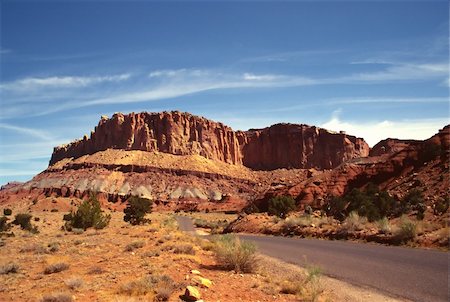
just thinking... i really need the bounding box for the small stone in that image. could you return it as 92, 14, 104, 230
191, 269, 201, 275
192, 276, 213, 288
184, 286, 201, 301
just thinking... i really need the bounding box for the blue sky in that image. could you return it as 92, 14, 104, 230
0, 1, 449, 184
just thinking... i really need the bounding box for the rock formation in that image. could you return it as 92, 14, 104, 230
50, 111, 369, 170
241, 123, 369, 170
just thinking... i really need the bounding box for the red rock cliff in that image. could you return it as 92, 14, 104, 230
50, 111, 370, 170
50, 111, 242, 166
240, 124, 369, 170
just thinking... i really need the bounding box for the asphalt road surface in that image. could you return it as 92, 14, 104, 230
175, 216, 449, 302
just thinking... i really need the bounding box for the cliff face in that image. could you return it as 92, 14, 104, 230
51, 111, 242, 166
241, 124, 369, 170
50, 111, 370, 170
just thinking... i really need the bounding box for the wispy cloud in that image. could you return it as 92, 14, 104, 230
321, 111, 448, 147
333, 62, 448, 83
0, 123, 54, 141
0, 73, 131, 91
1, 60, 448, 119
265, 97, 449, 113
0, 48, 12, 55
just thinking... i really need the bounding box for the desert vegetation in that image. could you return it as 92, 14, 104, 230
62, 195, 110, 231
0, 205, 331, 302
123, 196, 152, 225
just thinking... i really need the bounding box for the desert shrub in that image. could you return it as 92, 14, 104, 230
172, 244, 195, 255
400, 189, 425, 217
64, 195, 110, 230
154, 275, 177, 301
281, 216, 311, 234
12, 213, 38, 233
304, 205, 313, 215
328, 185, 396, 222
124, 241, 145, 252
0, 262, 19, 274
119, 274, 162, 295
41, 293, 73, 302
3, 208, 12, 216
415, 203, 426, 220
213, 234, 258, 273
376, 217, 391, 234
433, 197, 449, 215
325, 195, 347, 221
268, 196, 296, 218
345, 188, 381, 222
47, 242, 60, 253
44, 262, 69, 274
395, 217, 417, 243
20, 243, 47, 254
65, 277, 83, 290
87, 266, 105, 274
0, 216, 11, 232
403, 189, 423, 206
123, 196, 152, 225
244, 202, 260, 215
341, 212, 367, 232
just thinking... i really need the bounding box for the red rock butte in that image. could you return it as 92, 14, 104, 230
50, 111, 370, 170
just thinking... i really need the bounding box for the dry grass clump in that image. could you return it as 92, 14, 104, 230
118, 274, 176, 298
0, 262, 19, 274
124, 241, 145, 252
376, 217, 392, 234
41, 293, 73, 302
395, 216, 417, 243
44, 262, 69, 274
279, 266, 323, 301
341, 212, 367, 232
64, 277, 83, 290
172, 243, 195, 255
213, 234, 258, 273
87, 266, 105, 274
20, 243, 47, 254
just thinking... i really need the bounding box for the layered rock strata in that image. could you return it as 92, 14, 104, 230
50, 111, 369, 170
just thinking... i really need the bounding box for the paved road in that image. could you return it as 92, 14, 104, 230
175, 216, 449, 302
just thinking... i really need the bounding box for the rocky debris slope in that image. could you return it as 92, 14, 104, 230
50, 111, 369, 170
256, 125, 449, 209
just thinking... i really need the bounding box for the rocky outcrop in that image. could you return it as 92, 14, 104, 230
50, 111, 242, 166
369, 138, 420, 157
241, 123, 369, 170
50, 111, 369, 170
256, 125, 450, 208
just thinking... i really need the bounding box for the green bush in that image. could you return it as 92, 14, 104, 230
0, 216, 10, 232
268, 196, 296, 218
12, 213, 38, 233
213, 234, 258, 273
434, 197, 449, 215
327, 184, 396, 222
3, 208, 12, 216
243, 202, 260, 215
403, 189, 423, 206
64, 195, 110, 230
123, 196, 152, 225
326, 195, 347, 221
395, 217, 417, 243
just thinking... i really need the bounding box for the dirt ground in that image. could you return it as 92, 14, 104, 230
0, 210, 318, 302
